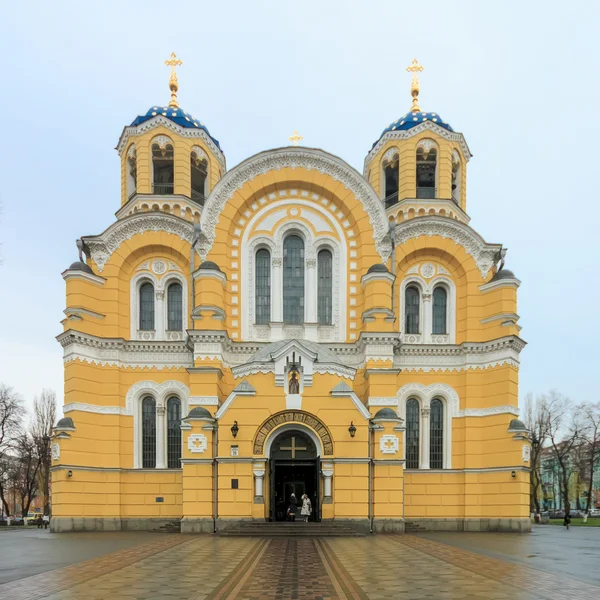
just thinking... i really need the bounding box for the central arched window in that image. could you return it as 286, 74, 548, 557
139, 282, 155, 331
283, 235, 305, 324
405, 286, 420, 334
152, 140, 174, 195
430, 398, 444, 469
167, 282, 183, 331
255, 249, 271, 325
432, 287, 447, 334
406, 398, 420, 469
317, 249, 333, 325
142, 396, 156, 468
416, 146, 437, 199
167, 397, 181, 469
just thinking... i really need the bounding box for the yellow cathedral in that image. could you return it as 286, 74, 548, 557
51, 56, 531, 534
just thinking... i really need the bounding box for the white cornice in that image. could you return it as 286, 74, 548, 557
479, 277, 521, 293
394, 216, 503, 278
361, 271, 395, 287
61, 270, 106, 286
116, 115, 226, 172
64, 307, 105, 320
364, 121, 471, 174
199, 147, 390, 261
82, 212, 199, 272
193, 268, 227, 286
480, 312, 520, 325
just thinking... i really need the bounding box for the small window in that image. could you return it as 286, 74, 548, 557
430, 398, 444, 469
405, 286, 420, 334
452, 156, 461, 204
142, 396, 156, 468
406, 398, 420, 469
191, 151, 208, 205
152, 142, 174, 195
127, 146, 137, 199
139, 282, 155, 331
255, 249, 271, 325
283, 235, 305, 325
383, 156, 399, 207
432, 287, 447, 334
167, 397, 181, 469
167, 282, 183, 331
317, 249, 333, 325
416, 146, 436, 199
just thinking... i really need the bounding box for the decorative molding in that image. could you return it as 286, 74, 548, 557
380, 434, 399, 455
458, 405, 520, 418
82, 213, 198, 272
368, 397, 398, 407
200, 147, 389, 260
64, 307, 105, 321
64, 402, 125, 415
61, 269, 106, 286
188, 433, 208, 454
480, 312, 520, 325
51, 443, 60, 460
214, 380, 256, 419
189, 396, 219, 406
394, 217, 503, 278
420, 263, 435, 279
479, 276, 521, 293
125, 380, 190, 416
116, 115, 226, 172
397, 382, 460, 417
330, 385, 372, 419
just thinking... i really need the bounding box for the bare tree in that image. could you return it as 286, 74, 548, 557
580, 402, 600, 513
32, 390, 56, 516
12, 432, 41, 519
546, 391, 581, 516
0, 385, 26, 517
523, 392, 550, 513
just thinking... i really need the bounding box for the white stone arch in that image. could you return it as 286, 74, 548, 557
130, 271, 160, 340
264, 422, 324, 458
200, 147, 389, 260
162, 272, 189, 340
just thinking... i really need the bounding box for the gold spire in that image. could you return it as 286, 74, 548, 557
406, 58, 424, 113
164, 52, 183, 108
288, 130, 303, 146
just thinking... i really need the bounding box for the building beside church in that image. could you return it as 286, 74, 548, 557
51, 56, 530, 533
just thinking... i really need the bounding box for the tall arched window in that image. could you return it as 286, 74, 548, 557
430, 398, 444, 469
283, 235, 305, 324
127, 145, 137, 199
152, 140, 174, 195
416, 146, 437, 199
405, 286, 420, 334
191, 151, 208, 205
255, 249, 271, 325
432, 287, 447, 334
383, 154, 399, 208
452, 154, 461, 205
167, 282, 183, 331
167, 397, 182, 469
317, 249, 333, 325
406, 398, 420, 469
142, 396, 156, 468
139, 282, 155, 331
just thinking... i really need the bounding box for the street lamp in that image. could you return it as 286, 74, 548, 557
231, 421, 239, 439
348, 422, 357, 438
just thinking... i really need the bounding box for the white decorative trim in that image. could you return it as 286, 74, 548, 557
364, 121, 471, 174
51, 443, 60, 461
479, 277, 521, 293
368, 397, 398, 407
116, 115, 226, 172
214, 383, 256, 419
188, 433, 208, 454
83, 213, 198, 272
458, 405, 520, 417
189, 396, 219, 406
200, 147, 389, 260
394, 217, 502, 278
64, 307, 105, 320
361, 271, 395, 286
64, 402, 125, 415
62, 270, 106, 286
380, 434, 399, 454
480, 312, 520, 325
193, 268, 227, 286
330, 387, 371, 419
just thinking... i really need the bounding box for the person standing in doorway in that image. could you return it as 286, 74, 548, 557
289, 493, 298, 521
301, 494, 312, 523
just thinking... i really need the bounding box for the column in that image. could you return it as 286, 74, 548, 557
270, 258, 283, 341
322, 462, 334, 504
156, 405, 167, 469
422, 293, 432, 343
253, 463, 266, 504
420, 406, 430, 470
305, 258, 318, 341
155, 290, 165, 340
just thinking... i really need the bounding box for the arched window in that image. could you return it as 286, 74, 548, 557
142, 396, 156, 468
452, 153, 461, 205
167, 282, 183, 331
139, 282, 155, 331
406, 398, 420, 469
255, 249, 271, 325
317, 249, 333, 325
432, 287, 447, 334
283, 235, 305, 324
191, 150, 208, 205
127, 146, 137, 199
152, 140, 174, 195
430, 398, 444, 469
416, 146, 437, 199
405, 286, 420, 334
383, 154, 399, 208
167, 397, 181, 469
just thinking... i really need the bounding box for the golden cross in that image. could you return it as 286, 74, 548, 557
288, 130, 303, 146
164, 52, 183, 108
406, 58, 424, 113
280, 437, 307, 459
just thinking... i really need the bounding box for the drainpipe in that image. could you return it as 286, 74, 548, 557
368, 420, 374, 534
213, 422, 218, 534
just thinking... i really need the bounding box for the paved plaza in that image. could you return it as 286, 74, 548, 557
0, 527, 599, 599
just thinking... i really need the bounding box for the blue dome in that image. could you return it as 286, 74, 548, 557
131, 106, 221, 149
373, 111, 453, 148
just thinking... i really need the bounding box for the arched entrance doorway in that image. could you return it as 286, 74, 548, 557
269, 429, 320, 522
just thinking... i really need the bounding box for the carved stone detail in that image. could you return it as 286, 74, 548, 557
420, 263, 435, 279
188, 433, 208, 454
380, 435, 399, 455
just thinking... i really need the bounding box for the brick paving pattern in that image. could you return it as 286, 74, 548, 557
0, 533, 599, 599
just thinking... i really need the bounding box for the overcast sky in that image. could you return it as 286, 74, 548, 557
1, 0, 599, 413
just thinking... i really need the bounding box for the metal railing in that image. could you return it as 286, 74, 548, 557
191, 189, 206, 205
384, 192, 399, 209
416, 186, 436, 199
152, 183, 174, 195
